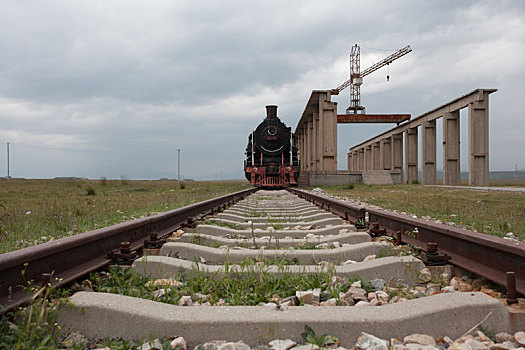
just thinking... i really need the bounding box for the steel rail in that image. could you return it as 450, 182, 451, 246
288, 188, 525, 295
0, 187, 257, 314
287, 188, 365, 223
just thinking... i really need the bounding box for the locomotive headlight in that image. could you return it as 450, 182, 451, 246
267, 126, 277, 136
287, 167, 291, 171
253, 167, 258, 172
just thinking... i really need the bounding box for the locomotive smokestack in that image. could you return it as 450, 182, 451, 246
266, 105, 278, 119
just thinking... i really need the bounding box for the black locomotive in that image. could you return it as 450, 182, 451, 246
244, 105, 300, 187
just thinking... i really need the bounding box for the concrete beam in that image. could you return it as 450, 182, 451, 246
349, 89, 496, 152
422, 120, 436, 185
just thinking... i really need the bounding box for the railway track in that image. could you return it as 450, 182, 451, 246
1, 187, 524, 348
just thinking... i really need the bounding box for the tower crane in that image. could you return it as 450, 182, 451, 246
331, 44, 412, 114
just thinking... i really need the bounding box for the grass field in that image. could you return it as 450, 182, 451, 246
0, 179, 250, 254
317, 184, 525, 241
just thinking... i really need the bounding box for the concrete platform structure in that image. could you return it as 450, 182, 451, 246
348, 89, 496, 186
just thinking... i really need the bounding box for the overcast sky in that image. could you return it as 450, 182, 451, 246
0, 0, 524, 180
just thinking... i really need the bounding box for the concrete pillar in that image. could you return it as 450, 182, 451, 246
391, 134, 403, 181
372, 142, 381, 170
422, 120, 436, 185
358, 148, 365, 170
468, 97, 489, 186
404, 127, 418, 184
318, 92, 337, 170
299, 128, 306, 171
380, 138, 392, 170
353, 150, 359, 171
313, 108, 319, 170
442, 111, 460, 185
307, 119, 314, 170
364, 145, 372, 170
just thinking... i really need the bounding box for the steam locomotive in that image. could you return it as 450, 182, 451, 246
244, 105, 300, 187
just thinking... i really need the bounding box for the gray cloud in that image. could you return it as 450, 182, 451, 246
0, 0, 524, 179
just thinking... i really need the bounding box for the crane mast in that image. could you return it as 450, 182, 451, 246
331, 44, 412, 114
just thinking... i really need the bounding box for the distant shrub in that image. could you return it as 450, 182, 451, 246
86, 187, 96, 196
179, 182, 185, 189
343, 184, 355, 190
412, 179, 420, 185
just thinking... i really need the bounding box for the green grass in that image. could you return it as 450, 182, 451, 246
92, 262, 358, 306
0, 179, 250, 254
317, 184, 525, 241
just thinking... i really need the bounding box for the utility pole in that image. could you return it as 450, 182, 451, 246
6, 142, 9, 182
177, 149, 181, 182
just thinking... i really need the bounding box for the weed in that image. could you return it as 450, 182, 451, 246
179, 182, 186, 189
86, 187, 96, 196
91, 262, 343, 306
301, 325, 338, 347
342, 184, 355, 190
478, 325, 495, 342
412, 179, 420, 185
206, 220, 239, 230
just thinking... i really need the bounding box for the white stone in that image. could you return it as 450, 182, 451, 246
351, 280, 362, 288
202, 340, 227, 350
515, 332, 525, 347
269, 339, 297, 350
355, 301, 372, 307
218, 341, 251, 350
405, 345, 438, 350
292, 345, 319, 350
495, 333, 514, 343
141, 339, 163, 350
170, 336, 187, 350
376, 291, 389, 303
369, 298, 381, 306
363, 254, 376, 261
178, 295, 193, 306
442, 286, 456, 293
464, 339, 490, 350
152, 289, 166, 299
296, 291, 314, 304
320, 298, 337, 306
404, 334, 436, 346
355, 332, 389, 350
448, 343, 472, 350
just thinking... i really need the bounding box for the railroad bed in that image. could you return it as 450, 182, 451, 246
57, 189, 525, 348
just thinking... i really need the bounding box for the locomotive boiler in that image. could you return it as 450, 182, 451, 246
244, 105, 300, 187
